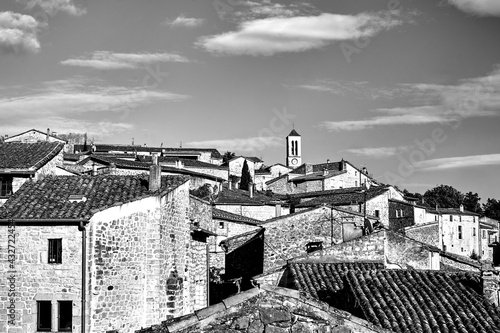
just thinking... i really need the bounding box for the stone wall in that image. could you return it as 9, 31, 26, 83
404, 223, 439, 248
229, 157, 255, 179
388, 200, 415, 231
442, 213, 480, 257
135, 286, 390, 333
0, 224, 83, 333
385, 231, 437, 270
88, 181, 198, 333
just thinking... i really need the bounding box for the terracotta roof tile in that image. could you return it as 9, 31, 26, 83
212, 208, 262, 225
0, 142, 64, 171
295, 186, 390, 208
0, 174, 188, 220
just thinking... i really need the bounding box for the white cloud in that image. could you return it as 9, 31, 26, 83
415, 154, 500, 171
186, 136, 282, 153
319, 65, 500, 131
0, 11, 42, 54
447, 0, 500, 16
0, 76, 190, 117
18, 0, 86, 16
166, 14, 204, 27
198, 11, 403, 56
342, 146, 410, 158
61, 51, 189, 70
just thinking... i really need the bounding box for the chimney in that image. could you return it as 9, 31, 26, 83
149, 154, 161, 192
228, 180, 232, 190
249, 182, 254, 198
362, 166, 367, 175
305, 164, 313, 175
323, 168, 328, 177
275, 203, 282, 218
482, 271, 500, 308
92, 163, 98, 176
109, 163, 116, 175
460, 204, 464, 212
339, 158, 345, 171
46, 128, 50, 141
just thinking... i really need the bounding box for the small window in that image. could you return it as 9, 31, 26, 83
482, 230, 487, 239
458, 226, 462, 239
355, 181, 358, 187
218, 222, 224, 229
450, 215, 453, 221
37, 301, 52, 331
459, 216, 462, 222
395, 210, 399, 218
48, 239, 62, 264
58, 301, 72, 331
399, 209, 404, 217
355, 171, 357, 176
0, 176, 13, 197
461, 247, 464, 252
473, 227, 476, 237
435, 215, 438, 221
375, 210, 380, 218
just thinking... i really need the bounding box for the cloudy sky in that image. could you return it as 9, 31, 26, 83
1, 0, 500, 201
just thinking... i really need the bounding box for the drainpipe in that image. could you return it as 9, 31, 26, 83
78, 221, 87, 333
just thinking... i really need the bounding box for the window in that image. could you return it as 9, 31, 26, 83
0, 176, 13, 197
395, 210, 399, 218
449, 215, 453, 221
48, 239, 62, 264
435, 215, 438, 221
355, 181, 358, 187
473, 227, 476, 237
218, 222, 224, 229
482, 230, 487, 239
58, 301, 72, 331
458, 226, 462, 239
375, 210, 380, 218
37, 301, 52, 331
459, 216, 462, 222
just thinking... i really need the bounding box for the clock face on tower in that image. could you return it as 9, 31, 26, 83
291, 158, 298, 165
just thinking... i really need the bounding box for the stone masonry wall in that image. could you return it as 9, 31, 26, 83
385, 231, 435, 270
88, 181, 194, 333
404, 223, 439, 248
0, 224, 83, 333
216, 204, 289, 221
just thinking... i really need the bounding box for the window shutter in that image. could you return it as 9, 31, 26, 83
57, 239, 62, 263
48, 240, 54, 263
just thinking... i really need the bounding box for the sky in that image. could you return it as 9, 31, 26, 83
1, 0, 500, 202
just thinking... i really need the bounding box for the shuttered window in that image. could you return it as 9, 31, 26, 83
37, 301, 52, 331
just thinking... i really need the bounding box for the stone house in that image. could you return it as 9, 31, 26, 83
220, 206, 381, 289
210, 208, 262, 272
480, 217, 499, 261
138, 156, 229, 181
0, 141, 65, 205
135, 285, 390, 333
224, 156, 263, 184
266, 159, 374, 195
439, 206, 481, 258
0, 170, 213, 333
294, 185, 405, 227
388, 198, 427, 230
254, 163, 293, 191
211, 184, 289, 221
4, 128, 66, 145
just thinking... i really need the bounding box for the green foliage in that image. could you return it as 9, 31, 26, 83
483, 198, 500, 220
423, 185, 464, 209
222, 151, 236, 164
240, 160, 252, 191
463, 191, 482, 214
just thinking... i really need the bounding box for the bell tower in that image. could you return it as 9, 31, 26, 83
286, 129, 301, 168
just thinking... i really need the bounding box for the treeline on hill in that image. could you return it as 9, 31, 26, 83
403, 184, 500, 220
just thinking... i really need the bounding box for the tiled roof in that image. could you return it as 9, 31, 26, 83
287, 262, 384, 299
0, 175, 188, 220
244, 156, 263, 163
220, 228, 264, 253
438, 207, 481, 216
5, 128, 67, 143
212, 208, 262, 225
295, 186, 390, 208
0, 142, 64, 171
346, 269, 500, 333
213, 185, 283, 205
63, 153, 82, 162
291, 161, 342, 174
137, 156, 228, 170
73, 144, 223, 159
78, 155, 225, 181
290, 170, 346, 182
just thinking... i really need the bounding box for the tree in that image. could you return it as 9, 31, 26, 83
240, 160, 252, 191
423, 185, 464, 208
483, 198, 500, 220
463, 191, 482, 214
223, 151, 236, 164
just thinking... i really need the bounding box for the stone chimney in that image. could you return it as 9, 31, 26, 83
482, 271, 500, 308
109, 163, 116, 175
323, 168, 329, 177
92, 163, 98, 176
149, 153, 161, 192
228, 180, 232, 190
305, 164, 313, 175
460, 204, 464, 212
275, 203, 282, 218
339, 159, 346, 171
362, 166, 367, 175
46, 128, 50, 141
249, 182, 254, 198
